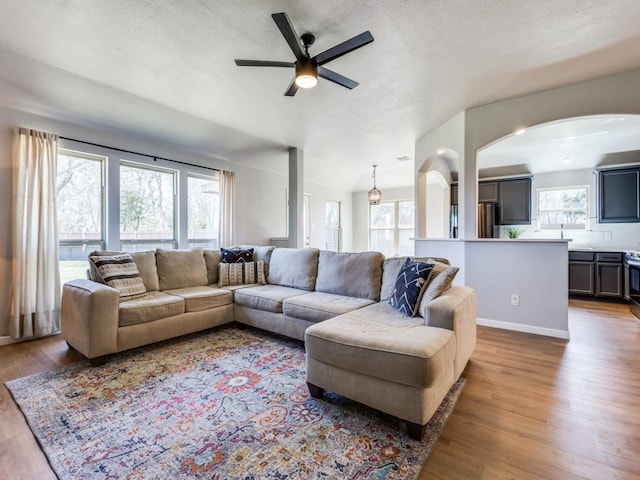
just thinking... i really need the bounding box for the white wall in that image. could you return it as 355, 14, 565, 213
352, 186, 414, 252
305, 181, 354, 252
0, 106, 353, 329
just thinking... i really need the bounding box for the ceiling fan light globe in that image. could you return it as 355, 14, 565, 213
295, 74, 318, 89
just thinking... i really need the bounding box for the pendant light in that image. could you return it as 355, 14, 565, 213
368, 165, 382, 205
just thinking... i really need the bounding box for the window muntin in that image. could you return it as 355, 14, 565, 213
120, 162, 176, 249
537, 186, 588, 230
188, 173, 219, 248
57, 149, 105, 284
370, 200, 415, 256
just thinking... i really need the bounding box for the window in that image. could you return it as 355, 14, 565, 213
56, 149, 105, 284
120, 162, 176, 250
370, 200, 415, 256
325, 200, 341, 251
188, 173, 219, 248
537, 186, 588, 230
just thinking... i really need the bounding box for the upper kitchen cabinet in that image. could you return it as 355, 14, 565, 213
498, 177, 531, 225
478, 181, 499, 203
598, 166, 640, 223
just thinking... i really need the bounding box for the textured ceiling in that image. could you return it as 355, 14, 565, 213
1, 0, 640, 191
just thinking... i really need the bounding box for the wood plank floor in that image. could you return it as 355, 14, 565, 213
1, 299, 638, 479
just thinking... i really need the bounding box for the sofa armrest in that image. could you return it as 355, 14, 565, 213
426, 285, 477, 379
61, 279, 120, 360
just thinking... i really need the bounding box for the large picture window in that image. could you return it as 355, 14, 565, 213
537, 186, 588, 230
120, 162, 176, 250
56, 149, 105, 284
370, 200, 415, 256
188, 173, 219, 248
56, 142, 223, 286
325, 200, 341, 251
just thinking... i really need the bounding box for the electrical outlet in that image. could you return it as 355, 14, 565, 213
510, 294, 520, 306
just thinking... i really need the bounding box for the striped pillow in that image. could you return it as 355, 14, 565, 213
89, 253, 147, 299
218, 261, 266, 287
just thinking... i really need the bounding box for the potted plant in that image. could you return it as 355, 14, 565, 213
505, 227, 524, 239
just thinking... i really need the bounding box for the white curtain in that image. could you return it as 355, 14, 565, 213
219, 170, 235, 247
6, 128, 61, 339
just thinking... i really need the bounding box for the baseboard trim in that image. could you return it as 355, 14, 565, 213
477, 318, 570, 340
0, 336, 17, 346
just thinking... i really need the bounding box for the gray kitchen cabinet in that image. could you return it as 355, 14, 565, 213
478, 182, 498, 203
569, 251, 595, 295
595, 252, 624, 297
569, 251, 624, 298
498, 178, 531, 225
597, 167, 640, 223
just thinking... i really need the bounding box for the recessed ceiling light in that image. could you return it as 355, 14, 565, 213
437, 149, 445, 155
562, 156, 572, 164
564, 135, 576, 141
514, 128, 526, 135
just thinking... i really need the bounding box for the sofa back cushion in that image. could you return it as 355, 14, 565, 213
315, 250, 384, 300
203, 249, 221, 285
380, 256, 449, 302
268, 247, 319, 291
156, 248, 208, 290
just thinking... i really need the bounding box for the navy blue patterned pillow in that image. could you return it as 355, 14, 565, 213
389, 259, 435, 317
220, 247, 254, 263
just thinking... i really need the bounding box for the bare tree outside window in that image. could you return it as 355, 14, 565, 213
120, 163, 176, 250
188, 174, 220, 248
538, 187, 588, 230
57, 150, 105, 283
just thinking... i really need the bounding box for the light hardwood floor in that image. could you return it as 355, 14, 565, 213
1, 299, 638, 479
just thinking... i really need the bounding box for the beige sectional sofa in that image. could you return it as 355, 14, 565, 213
61, 246, 476, 439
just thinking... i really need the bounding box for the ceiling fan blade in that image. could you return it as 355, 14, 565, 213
318, 66, 359, 89
272, 12, 305, 61
313, 31, 374, 66
235, 59, 295, 68
284, 77, 299, 96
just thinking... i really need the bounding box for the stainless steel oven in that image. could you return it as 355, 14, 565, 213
625, 252, 640, 318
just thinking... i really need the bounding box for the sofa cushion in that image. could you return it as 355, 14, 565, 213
419, 261, 460, 320
156, 248, 208, 290
89, 253, 147, 300
218, 261, 266, 287
305, 302, 456, 388
381, 256, 449, 302
118, 292, 185, 327
220, 247, 254, 263
315, 251, 384, 300
233, 284, 309, 313
389, 259, 435, 317
240, 245, 275, 278
203, 249, 221, 285
268, 248, 320, 291
131, 251, 160, 292
164, 286, 233, 312
283, 292, 375, 323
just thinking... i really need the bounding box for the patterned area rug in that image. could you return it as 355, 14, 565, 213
6, 326, 464, 480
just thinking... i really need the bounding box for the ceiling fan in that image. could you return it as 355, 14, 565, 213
234, 12, 374, 96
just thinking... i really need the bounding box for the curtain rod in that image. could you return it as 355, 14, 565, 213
59, 136, 221, 173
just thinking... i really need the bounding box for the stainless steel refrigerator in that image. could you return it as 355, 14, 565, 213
478, 203, 498, 238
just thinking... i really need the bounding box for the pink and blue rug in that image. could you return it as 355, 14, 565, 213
6, 326, 464, 479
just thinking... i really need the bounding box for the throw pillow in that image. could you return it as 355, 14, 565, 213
89, 253, 147, 299
419, 261, 460, 321
389, 259, 435, 317
218, 261, 266, 287
220, 247, 254, 263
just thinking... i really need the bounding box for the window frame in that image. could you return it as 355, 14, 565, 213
536, 185, 589, 231
119, 160, 178, 250
187, 171, 220, 249
369, 199, 415, 256
325, 200, 341, 252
